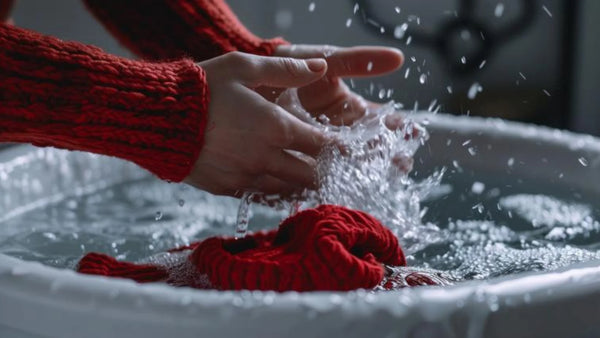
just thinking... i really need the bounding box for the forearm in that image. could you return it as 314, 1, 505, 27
0, 23, 208, 182
84, 0, 287, 61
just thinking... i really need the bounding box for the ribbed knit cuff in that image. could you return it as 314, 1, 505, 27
0, 24, 208, 182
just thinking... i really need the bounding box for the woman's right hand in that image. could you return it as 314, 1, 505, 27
184, 52, 331, 197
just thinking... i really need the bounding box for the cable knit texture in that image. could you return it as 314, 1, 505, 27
83, 0, 288, 61
0, 23, 208, 181
78, 205, 407, 292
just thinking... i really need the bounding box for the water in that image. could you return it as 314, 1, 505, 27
1, 105, 600, 290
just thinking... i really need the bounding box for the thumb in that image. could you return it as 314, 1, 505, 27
243, 56, 327, 88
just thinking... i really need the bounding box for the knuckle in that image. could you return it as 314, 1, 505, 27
269, 120, 294, 146
280, 57, 304, 77
224, 51, 251, 67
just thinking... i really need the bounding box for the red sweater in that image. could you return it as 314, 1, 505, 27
0, 0, 286, 181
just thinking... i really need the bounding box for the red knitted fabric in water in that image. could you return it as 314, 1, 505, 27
78, 205, 407, 292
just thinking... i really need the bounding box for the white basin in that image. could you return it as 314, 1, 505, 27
1, 113, 599, 338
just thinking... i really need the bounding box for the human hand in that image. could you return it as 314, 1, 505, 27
184, 52, 331, 197
267, 44, 404, 127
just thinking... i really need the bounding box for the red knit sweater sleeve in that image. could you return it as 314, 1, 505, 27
83, 0, 288, 61
0, 23, 208, 182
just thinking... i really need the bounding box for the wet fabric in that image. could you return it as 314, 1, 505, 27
77, 205, 407, 292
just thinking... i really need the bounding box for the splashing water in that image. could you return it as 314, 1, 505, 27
236, 89, 445, 254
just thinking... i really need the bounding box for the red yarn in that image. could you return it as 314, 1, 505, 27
0, 22, 208, 182
77, 205, 407, 292
83, 0, 288, 61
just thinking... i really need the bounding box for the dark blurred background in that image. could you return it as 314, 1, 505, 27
11, 0, 600, 135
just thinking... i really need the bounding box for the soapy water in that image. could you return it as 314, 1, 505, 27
0, 95, 600, 289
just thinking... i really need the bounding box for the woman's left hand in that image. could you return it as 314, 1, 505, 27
259, 44, 404, 126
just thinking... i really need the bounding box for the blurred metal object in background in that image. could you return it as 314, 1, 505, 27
355, 0, 537, 76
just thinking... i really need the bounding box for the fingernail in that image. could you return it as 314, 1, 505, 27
306, 58, 327, 72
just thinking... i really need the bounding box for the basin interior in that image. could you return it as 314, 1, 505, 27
1, 114, 599, 283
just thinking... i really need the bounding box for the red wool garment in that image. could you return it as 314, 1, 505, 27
0, 23, 208, 182
83, 0, 288, 61
78, 205, 407, 292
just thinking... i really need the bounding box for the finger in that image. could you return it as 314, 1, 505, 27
239, 55, 328, 88
325, 47, 404, 77
241, 89, 331, 157
276, 45, 404, 78
297, 79, 368, 125
281, 113, 331, 157
264, 149, 318, 189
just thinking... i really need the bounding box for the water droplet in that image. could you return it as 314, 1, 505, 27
42, 232, 57, 240
353, 3, 359, 14
419, 74, 427, 84
578, 157, 588, 167
471, 182, 485, 194
468, 82, 483, 100
178, 199, 185, 207
508, 158, 515, 167
394, 6, 401, 14
274, 9, 293, 30
235, 192, 254, 238
404, 67, 411, 79
345, 18, 352, 27
446, 86, 453, 94
543, 89, 551, 97
542, 5, 553, 17
394, 23, 408, 39
479, 60, 487, 69
367, 61, 373, 72
461, 56, 467, 64
519, 72, 527, 80
495, 3, 505, 17
155, 211, 163, 221
308, 2, 315, 12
